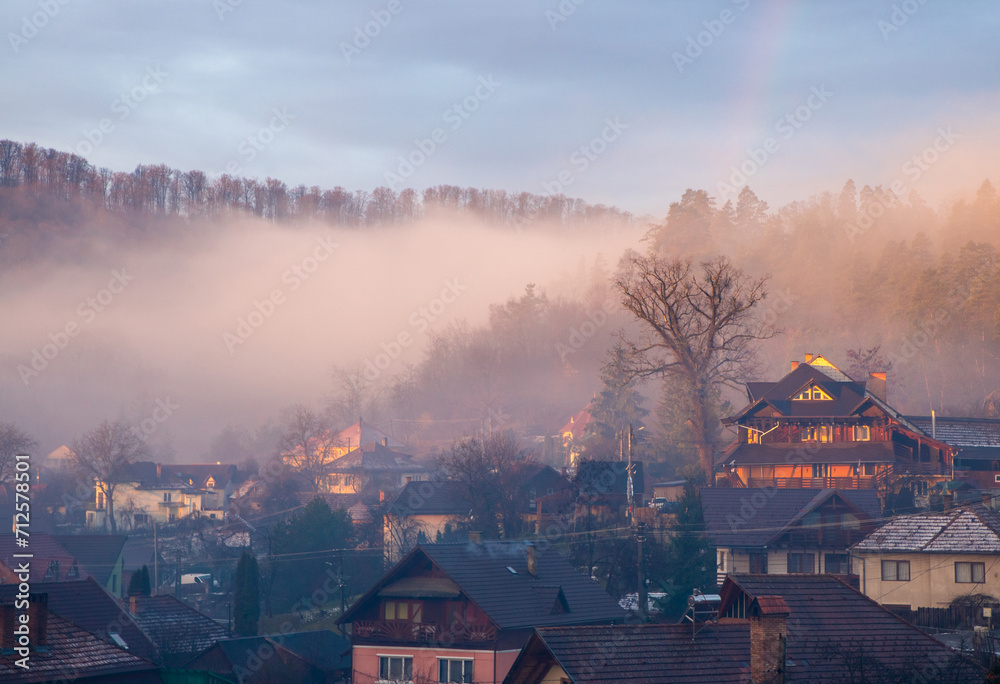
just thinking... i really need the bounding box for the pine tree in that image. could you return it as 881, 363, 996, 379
582, 345, 648, 459
127, 565, 151, 597
234, 551, 260, 637
661, 482, 715, 617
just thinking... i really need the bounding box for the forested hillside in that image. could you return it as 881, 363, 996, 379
3, 138, 1000, 472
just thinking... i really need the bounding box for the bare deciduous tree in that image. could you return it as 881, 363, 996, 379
71, 419, 150, 533
0, 422, 38, 485
439, 433, 534, 539
278, 405, 342, 491
615, 252, 775, 482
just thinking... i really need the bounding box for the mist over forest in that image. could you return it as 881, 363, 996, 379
2, 140, 1000, 474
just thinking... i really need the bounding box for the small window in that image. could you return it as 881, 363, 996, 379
854, 425, 871, 441
385, 601, 396, 620
825, 553, 849, 574
881, 560, 910, 581
787, 553, 814, 574
956, 562, 986, 583
44, 561, 59, 580
439, 659, 473, 683
379, 655, 413, 682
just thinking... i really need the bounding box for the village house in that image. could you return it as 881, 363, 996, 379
559, 408, 594, 468
702, 488, 881, 583
503, 573, 984, 683
338, 541, 625, 684
0, 534, 88, 585
87, 461, 204, 529
384, 480, 473, 562
168, 462, 241, 517
51, 533, 126, 598
718, 354, 956, 499
322, 439, 428, 496
851, 498, 1000, 609
906, 414, 1000, 490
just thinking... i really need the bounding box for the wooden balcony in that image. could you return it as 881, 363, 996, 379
352, 619, 497, 644
746, 476, 876, 490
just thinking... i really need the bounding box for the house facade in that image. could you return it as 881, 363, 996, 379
339, 541, 625, 684
87, 461, 204, 529
718, 354, 955, 498
703, 488, 881, 584
851, 501, 1000, 609
384, 481, 473, 562
322, 440, 427, 497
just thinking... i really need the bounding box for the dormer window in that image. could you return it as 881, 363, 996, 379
794, 385, 832, 401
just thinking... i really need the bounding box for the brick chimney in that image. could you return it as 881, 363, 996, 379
526, 544, 537, 576
804, 353, 813, 363
868, 372, 887, 402
0, 604, 15, 650
750, 596, 788, 684
129, 595, 141, 615
27, 594, 47, 647
791, 361, 799, 371
468, 531, 482, 544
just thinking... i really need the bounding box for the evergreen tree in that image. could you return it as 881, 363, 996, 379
660, 482, 715, 618
234, 550, 260, 637
127, 565, 151, 597
581, 345, 648, 460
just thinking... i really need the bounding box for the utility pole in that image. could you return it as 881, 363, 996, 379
627, 424, 634, 520
153, 522, 158, 596
636, 521, 648, 622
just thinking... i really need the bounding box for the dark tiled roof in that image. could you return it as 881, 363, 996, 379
388, 480, 473, 517
330, 442, 426, 473
336, 420, 404, 450
272, 630, 351, 671
0, 578, 156, 660
130, 594, 230, 659
907, 416, 1000, 448
729, 364, 869, 421
342, 542, 626, 630
722, 574, 982, 683
852, 503, 1000, 553
504, 622, 750, 684
0, 534, 88, 583
417, 542, 625, 629
718, 441, 897, 466
702, 488, 881, 547
50, 534, 125, 586
0, 610, 160, 683
166, 463, 239, 489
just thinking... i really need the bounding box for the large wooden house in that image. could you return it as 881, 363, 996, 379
338, 541, 624, 684
717, 355, 956, 497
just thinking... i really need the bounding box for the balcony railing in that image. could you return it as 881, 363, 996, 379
353, 619, 497, 644
746, 477, 876, 490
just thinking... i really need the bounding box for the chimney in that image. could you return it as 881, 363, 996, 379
804, 353, 813, 363
526, 545, 537, 577
27, 594, 47, 647
750, 596, 788, 684
868, 372, 887, 402
0, 604, 15, 650
983, 494, 995, 509
383, 437, 388, 447
156, 463, 161, 478
468, 531, 482, 544
790, 361, 799, 371
129, 595, 141, 615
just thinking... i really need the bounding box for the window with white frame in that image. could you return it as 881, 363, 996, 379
854, 425, 871, 441
379, 655, 413, 683
439, 658, 473, 683
955, 562, 986, 584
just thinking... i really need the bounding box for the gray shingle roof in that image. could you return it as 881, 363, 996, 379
907, 416, 1000, 448
50, 534, 125, 586
130, 594, 230, 660
852, 503, 1000, 553
703, 488, 882, 548
722, 574, 983, 683
504, 622, 751, 684
341, 541, 626, 631
388, 480, 473, 517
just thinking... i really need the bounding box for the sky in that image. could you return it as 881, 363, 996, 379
3, 0, 999, 217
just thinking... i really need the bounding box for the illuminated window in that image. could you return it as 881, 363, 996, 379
794, 385, 833, 401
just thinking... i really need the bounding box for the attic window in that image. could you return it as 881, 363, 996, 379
506, 566, 518, 575
794, 385, 832, 401
109, 632, 129, 649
